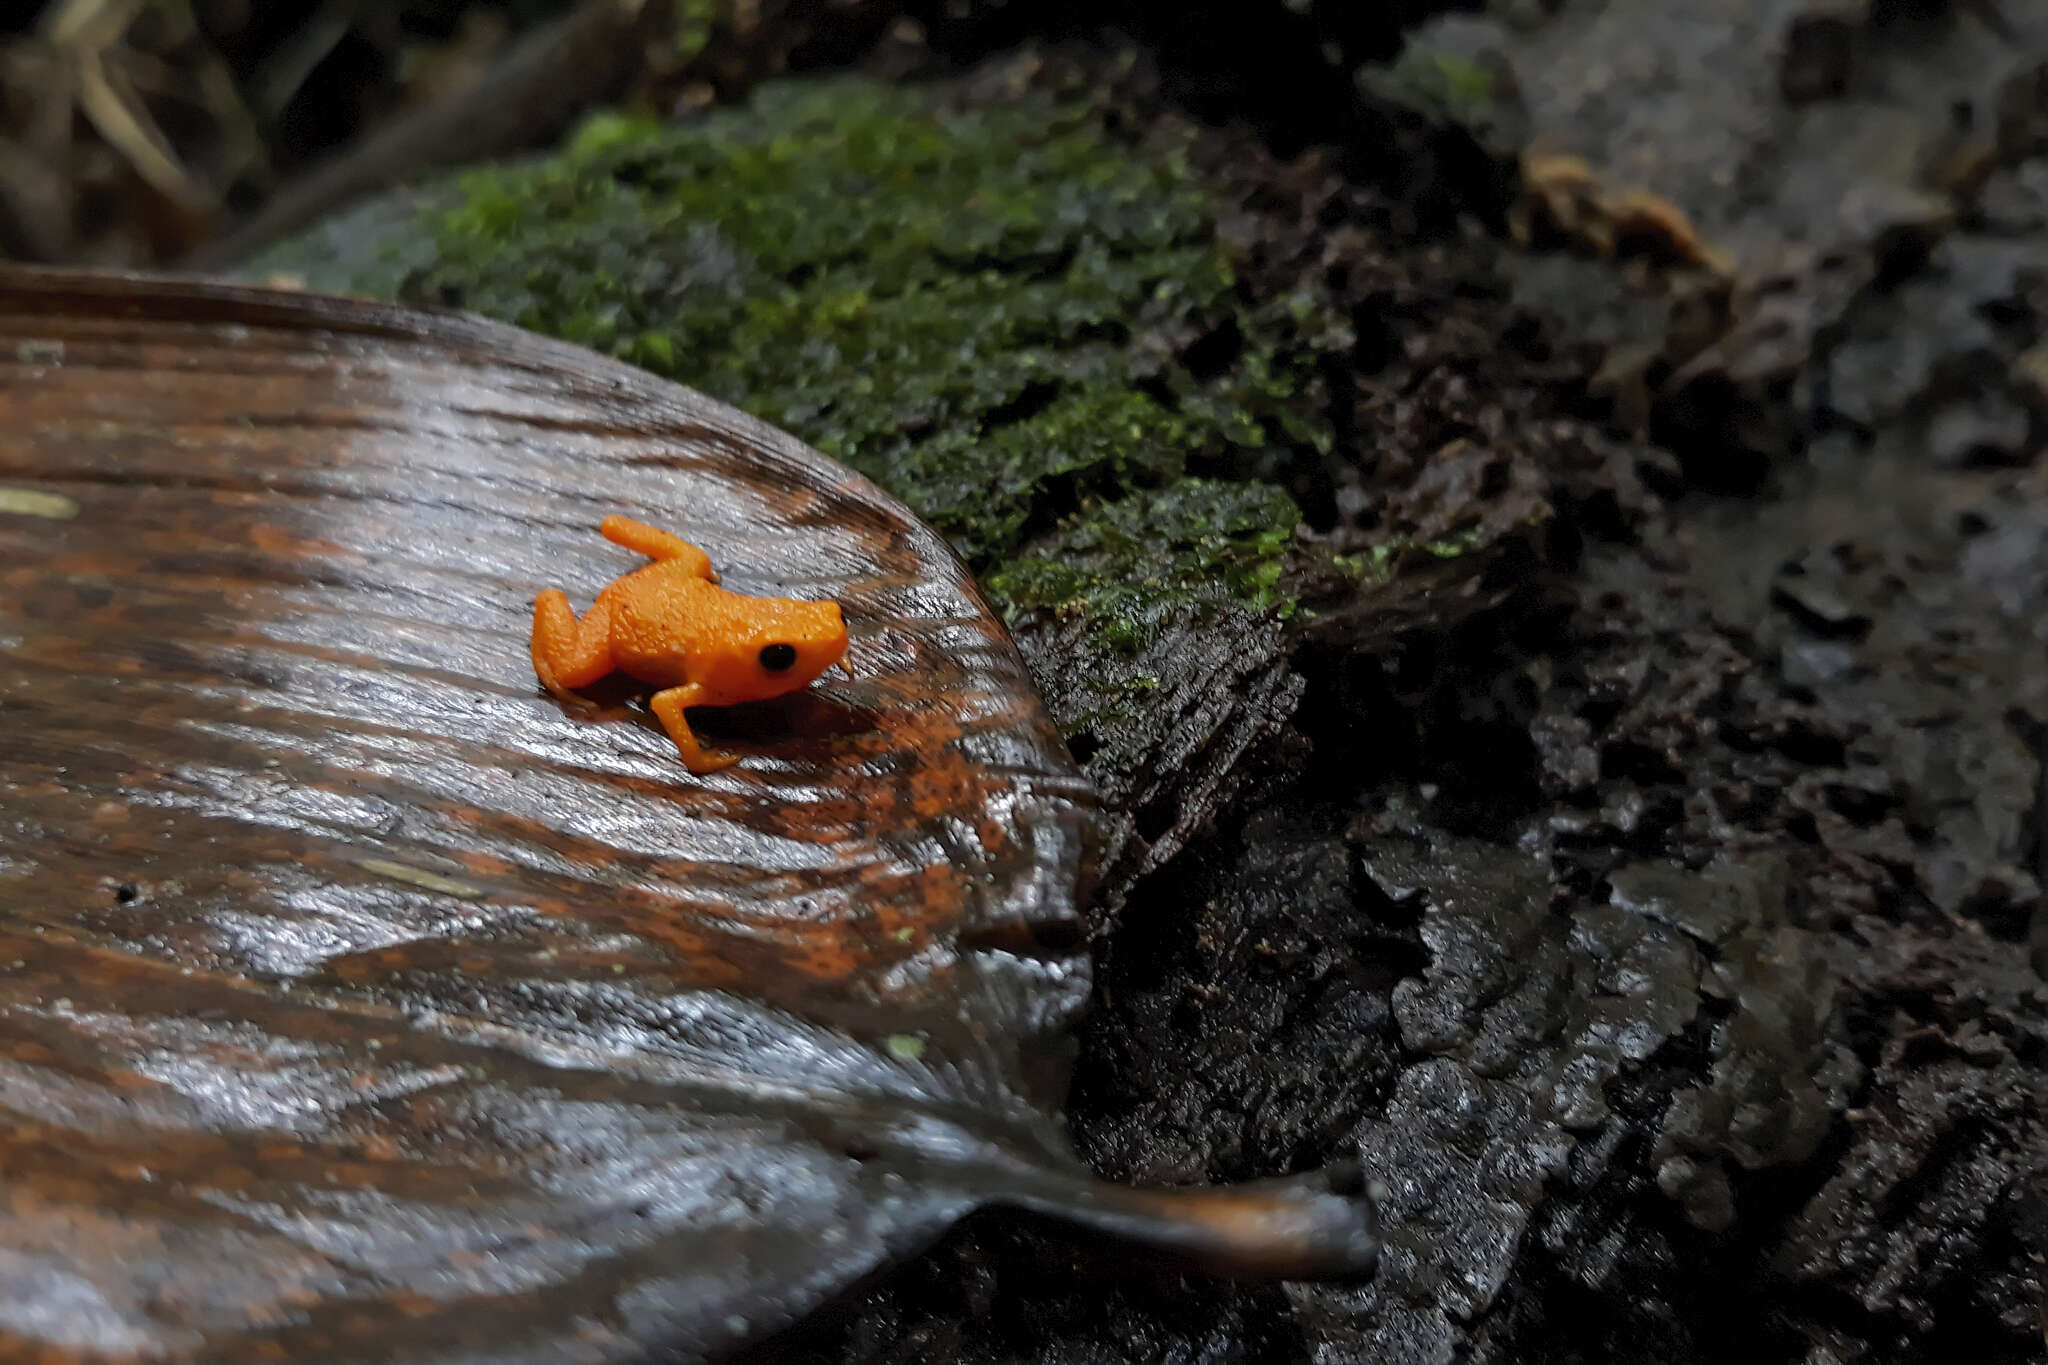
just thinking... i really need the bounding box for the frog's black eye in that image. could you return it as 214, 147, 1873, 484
759, 643, 797, 672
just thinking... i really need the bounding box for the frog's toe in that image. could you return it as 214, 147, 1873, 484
681, 748, 743, 775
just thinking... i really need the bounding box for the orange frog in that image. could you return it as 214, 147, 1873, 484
531, 515, 850, 773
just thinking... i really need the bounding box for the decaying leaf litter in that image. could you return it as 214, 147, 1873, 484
6, 0, 2048, 1358
0, 269, 1383, 1362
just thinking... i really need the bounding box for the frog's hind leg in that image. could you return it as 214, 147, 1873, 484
599, 515, 718, 582
531, 590, 616, 699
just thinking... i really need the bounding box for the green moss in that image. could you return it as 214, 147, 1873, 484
262, 75, 1376, 707
987, 480, 1300, 654
1355, 23, 1524, 155
1332, 524, 1493, 584
1427, 54, 1499, 118
395, 78, 1330, 553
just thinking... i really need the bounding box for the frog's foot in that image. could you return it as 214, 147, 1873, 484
599, 515, 719, 583
649, 684, 742, 774
531, 590, 616, 701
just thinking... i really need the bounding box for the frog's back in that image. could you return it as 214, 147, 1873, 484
602, 562, 727, 684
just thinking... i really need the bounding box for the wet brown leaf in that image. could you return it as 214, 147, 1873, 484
0, 267, 1376, 1362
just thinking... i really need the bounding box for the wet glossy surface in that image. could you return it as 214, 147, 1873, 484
0, 268, 1375, 1362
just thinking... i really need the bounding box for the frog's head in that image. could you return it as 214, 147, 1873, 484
695, 595, 850, 706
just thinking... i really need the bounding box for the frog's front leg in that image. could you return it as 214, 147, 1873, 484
531, 590, 617, 700
600, 516, 719, 583
649, 684, 741, 773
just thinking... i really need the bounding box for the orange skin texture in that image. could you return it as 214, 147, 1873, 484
531, 516, 850, 773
